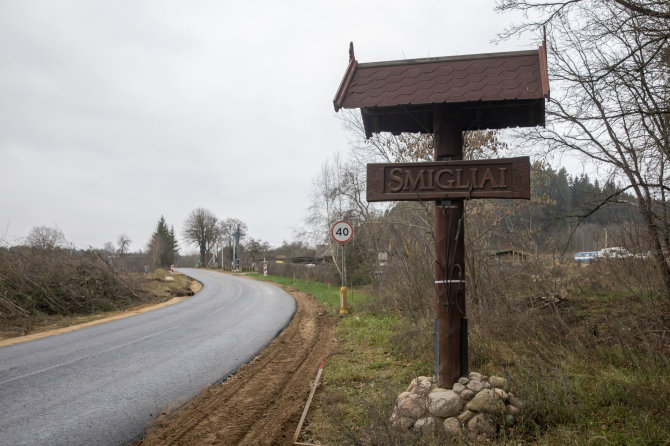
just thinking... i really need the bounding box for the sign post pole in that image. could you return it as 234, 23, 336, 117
331, 221, 353, 315
433, 106, 467, 387
340, 242, 348, 315
341, 243, 345, 288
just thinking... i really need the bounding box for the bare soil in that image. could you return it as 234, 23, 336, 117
136, 286, 338, 446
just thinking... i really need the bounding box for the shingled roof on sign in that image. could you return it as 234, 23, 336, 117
334, 43, 549, 137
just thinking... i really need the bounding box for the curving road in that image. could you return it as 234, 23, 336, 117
0, 269, 296, 446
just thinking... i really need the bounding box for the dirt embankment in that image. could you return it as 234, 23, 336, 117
0, 279, 202, 348
136, 286, 337, 446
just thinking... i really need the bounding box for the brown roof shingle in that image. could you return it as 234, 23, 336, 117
334, 44, 549, 136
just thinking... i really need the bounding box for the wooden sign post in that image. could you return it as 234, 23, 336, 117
366, 112, 531, 385
433, 109, 468, 386
333, 42, 548, 387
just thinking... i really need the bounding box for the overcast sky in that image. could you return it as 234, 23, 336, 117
0, 0, 540, 252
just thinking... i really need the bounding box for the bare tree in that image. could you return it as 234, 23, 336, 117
498, 0, 670, 294
26, 226, 66, 250
304, 154, 354, 277
0, 222, 9, 248
146, 232, 165, 269
218, 218, 248, 248
117, 234, 131, 256
308, 112, 510, 285
243, 238, 270, 265
183, 208, 221, 267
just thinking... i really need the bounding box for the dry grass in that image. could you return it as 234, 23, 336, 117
298, 255, 670, 445
0, 246, 195, 339
465, 258, 670, 444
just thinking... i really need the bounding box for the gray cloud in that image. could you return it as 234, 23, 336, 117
0, 0, 534, 250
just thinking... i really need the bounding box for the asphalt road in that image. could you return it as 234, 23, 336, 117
0, 269, 296, 446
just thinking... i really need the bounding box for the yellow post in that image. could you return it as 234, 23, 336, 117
339, 286, 348, 315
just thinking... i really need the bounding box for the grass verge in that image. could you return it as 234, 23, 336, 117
246, 272, 372, 311
248, 272, 436, 444
250, 270, 670, 445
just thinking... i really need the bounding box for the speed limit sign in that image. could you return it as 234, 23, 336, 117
331, 221, 353, 243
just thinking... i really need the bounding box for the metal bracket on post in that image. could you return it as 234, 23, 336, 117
440, 199, 451, 217
435, 279, 464, 310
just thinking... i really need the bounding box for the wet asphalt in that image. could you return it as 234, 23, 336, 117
0, 269, 296, 446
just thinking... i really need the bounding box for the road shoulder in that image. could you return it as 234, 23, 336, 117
136, 286, 338, 446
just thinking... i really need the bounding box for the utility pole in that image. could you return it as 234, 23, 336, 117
233, 225, 245, 271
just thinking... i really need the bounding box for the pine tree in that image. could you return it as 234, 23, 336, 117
147, 216, 178, 268
169, 226, 179, 260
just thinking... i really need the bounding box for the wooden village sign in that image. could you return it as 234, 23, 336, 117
333, 42, 549, 388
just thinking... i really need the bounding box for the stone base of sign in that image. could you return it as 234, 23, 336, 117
390, 373, 524, 440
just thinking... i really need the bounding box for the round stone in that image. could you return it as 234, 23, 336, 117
465, 389, 506, 414
469, 371, 484, 381
466, 379, 484, 393
457, 409, 474, 423
428, 390, 464, 418
443, 417, 461, 436
409, 376, 433, 396
414, 416, 436, 433
489, 375, 509, 390
397, 393, 426, 419
460, 389, 475, 400
397, 391, 410, 405
494, 388, 509, 401
452, 382, 466, 393
390, 411, 415, 430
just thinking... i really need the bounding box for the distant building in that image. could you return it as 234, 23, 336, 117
491, 250, 527, 261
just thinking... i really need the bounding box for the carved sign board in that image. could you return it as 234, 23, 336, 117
367, 156, 530, 202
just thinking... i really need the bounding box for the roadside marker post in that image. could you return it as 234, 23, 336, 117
339, 286, 348, 315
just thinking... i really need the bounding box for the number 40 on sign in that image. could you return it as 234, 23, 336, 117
331, 221, 353, 243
